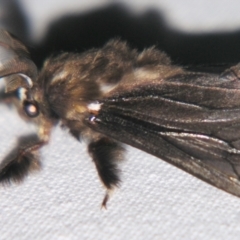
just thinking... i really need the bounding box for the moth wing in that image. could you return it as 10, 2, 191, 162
87, 68, 240, 197
0, 30, 37, 92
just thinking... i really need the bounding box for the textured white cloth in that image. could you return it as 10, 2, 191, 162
1, 97, 240, 240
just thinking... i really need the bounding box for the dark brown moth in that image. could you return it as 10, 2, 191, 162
1, 29, 240, 207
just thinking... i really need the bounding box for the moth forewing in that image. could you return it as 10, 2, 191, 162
0, 30, 37, 91
86, 66, 240, 199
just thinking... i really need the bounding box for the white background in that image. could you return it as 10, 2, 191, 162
19, 0, 240, 40
1, 1, 240, 240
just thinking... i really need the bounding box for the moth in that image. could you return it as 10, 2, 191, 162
1, 29, 240, 207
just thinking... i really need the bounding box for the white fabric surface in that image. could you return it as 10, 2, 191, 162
1, 95, 240, 240
1, 1, 240, 239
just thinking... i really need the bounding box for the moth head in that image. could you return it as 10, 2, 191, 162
17, 87, 40, 118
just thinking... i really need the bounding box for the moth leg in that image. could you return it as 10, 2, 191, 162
0, 134, 47, 184
88, 137, 125, 208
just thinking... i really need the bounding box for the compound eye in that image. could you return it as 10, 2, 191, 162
23, 100, 39, 118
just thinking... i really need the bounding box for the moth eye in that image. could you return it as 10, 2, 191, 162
23, 100, 39, 118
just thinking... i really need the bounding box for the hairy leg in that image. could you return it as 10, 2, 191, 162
0, 134, 47, 184
88, 137, 125, 208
